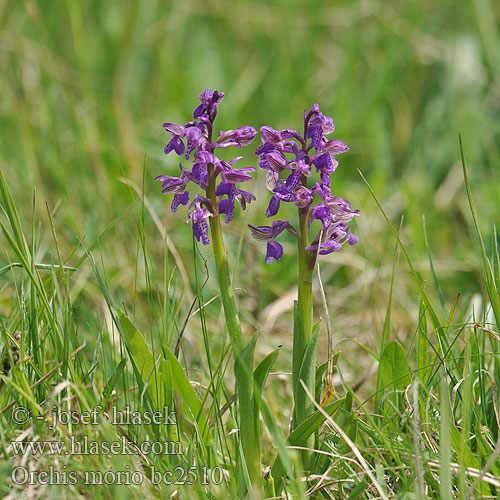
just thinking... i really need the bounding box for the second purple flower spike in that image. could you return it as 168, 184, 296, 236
249, 103, 359, 263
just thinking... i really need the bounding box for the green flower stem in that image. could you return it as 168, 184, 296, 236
208, 214, 245, 355
293, 207, 316, 447
207, 165, 260, 489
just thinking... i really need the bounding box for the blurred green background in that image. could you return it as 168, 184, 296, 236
1, 0, 499, 380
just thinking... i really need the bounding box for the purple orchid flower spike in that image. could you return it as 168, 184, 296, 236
156, 89, 257, 245
248, 101, 360, 450
250, 102, 359, 263
250, 101, 360, 444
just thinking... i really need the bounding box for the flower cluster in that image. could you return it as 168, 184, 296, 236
249, 103, 359, 263
156, 89, 258, 244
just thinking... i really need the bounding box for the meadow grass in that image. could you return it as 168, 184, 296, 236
1, 0, 499, 498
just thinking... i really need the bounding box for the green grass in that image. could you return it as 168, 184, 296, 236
1, 0, 499, 498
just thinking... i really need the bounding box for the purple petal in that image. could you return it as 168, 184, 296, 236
307, 125, 323, 152
192, 163, 208, 185
227, 156, 243, 167
179, 163, 195, 183
280, 128, 303, 141
312, 153, 337, 174
328, 223, 347, 241
259, 155, 271, 170
162, 135, 184, 156
319, 240, 342, 254
261, 126, 282, 145
164, 140, 174, 155
156, 175, 185, 194
323, 139, 349, 154
248, 223, 273, 241
265, 195, 280, 217
215, 182, 234, 197
248, 219, 289, 242
219, 199, 234, 223
294, 186, 315, 208
308, 109, 335, 135
171, 191, 189, 213
311, 205, 331, 227
348, 233, 358, 245
283, 169, 302, 191
172, 137, 185, 156
198, 88, 212, 103
193, 89, 215, 118
265, 151, 288, 172
185, 127, 204, 159
211, 90, 224, 106
320, 170, 331, 187
305, 240, 341, 255
188, 194, 214, 214
311, 103, 321, 114
222, 167, 255, 183
213, 140, 239, 149
255, 142, 276, 155
163, 122, 184, 136
265, 241, 284, 264
193, 219, 210, 245
273, 188, 297, 202
234, 126, 257, 145
320, 116, 335, 135
195, 150, 216, 164
235, 188, 255, 203
266, 170, 280, 191
194, 89, 225, 120
329, 197, 361, 222
270, 220, 290, 237
235, 192, 253, 211
193, 104, 205, 119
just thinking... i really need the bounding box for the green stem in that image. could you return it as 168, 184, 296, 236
293, 207, 316, 451
209, 215, 244, 355
206, 166, 260, 491
298, 208, 314, 348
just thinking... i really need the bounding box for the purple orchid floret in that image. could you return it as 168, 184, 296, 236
193, 89, 224, 120
305, 221, 358, 255
188, 196, 213, 245
163, 123, 186, 155
249, 102, 359, 263
216, 182, 256, 223
156, 89, 257, 245
248, 220, 295, 263
215, 126, 258, 148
